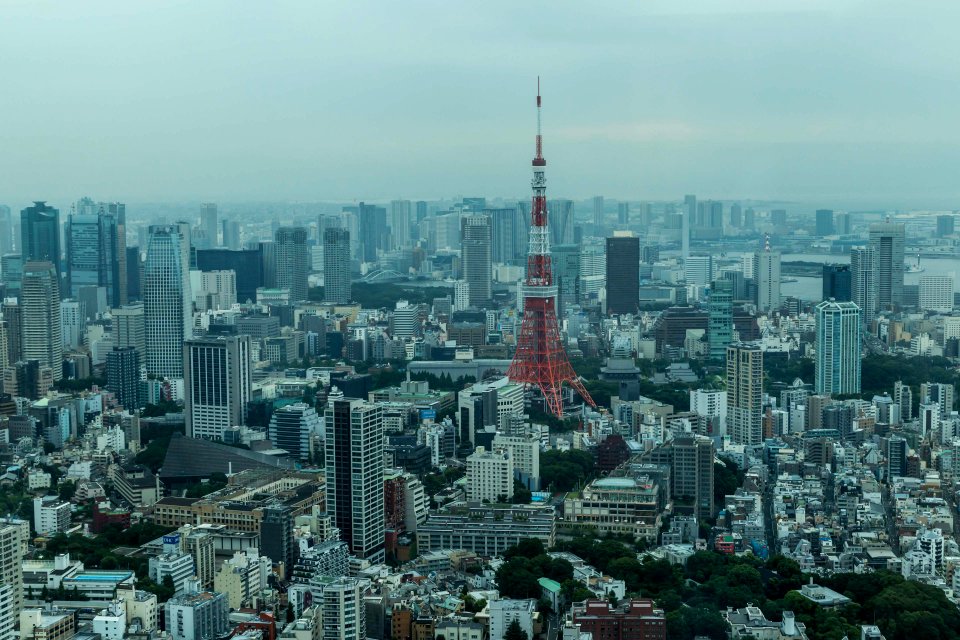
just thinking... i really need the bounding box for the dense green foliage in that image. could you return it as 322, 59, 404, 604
308, 282, 452, 309
54, 376, 107, 393
421, 467, 465, 496
540, 449, 596, 493
140, 400, 182, 417
44, 522, 177, 600
496, 540, 574, 601
713, 459, 744, 507
503, 619, 529, 640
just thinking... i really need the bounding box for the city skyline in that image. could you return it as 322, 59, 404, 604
3, 2, 960, 206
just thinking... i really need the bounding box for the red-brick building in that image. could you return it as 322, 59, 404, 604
571, 599, 666, 640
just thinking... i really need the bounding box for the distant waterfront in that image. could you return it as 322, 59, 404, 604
780, 253, 960, 303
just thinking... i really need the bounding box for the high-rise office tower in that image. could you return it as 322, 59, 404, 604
814, 300, 862, 395
460, 215, 492, 307
921, 382, 954, 422
195, 248, 263, 303
822, 264, 852, 302
415, 200, 428, 224
894, 380, 913, 422
0, 206, 12, 255
682, 195, 694, 261
488, 208, 521, 264
683, 255, 713, 287
850, 247, 877, 324
391, 300, 423, 339
869, 222, 905, 309
552, 244, 581, 314
126, 246, 142, 301
548, 199, 575, 246
753, 241, 781, 313
617, 202, 630, 226
592, 196, 604, 228
389, 200, 412, 249
313, 215, 340, 267
20, 202, 61, 281
258, 241, 277, 288
771, 209, 787, 226
730, 203, 742, 228
726, 343, 763, 446
815, 209, 835, 236
0, 519, 27, 638
605, 234, 639, 315
184, 335, 251, 440
1, 301, 20, 365
0, 256, 22, 298
835, 212, 851, 235
21, 261, 62, 381
144, 224, 192, 378
937, 215, 955, 238
919, 275, 954, 313
708, 279, 733, 361
274, 227, 309, 302
221, 220, 241, 250
640, 245, 660, 265
358, 202, 387, 263
325, 398, 385, 562
268, 402, 320, 461
66, 200, 126, 306
200, 203, 218, 248
106, 346, 141, 411
259, 505, 297, 572
323, 228, 351, 304
743, 207, 756, 229
0, 322, 7, 372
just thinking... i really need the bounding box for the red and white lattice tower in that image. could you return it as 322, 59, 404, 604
507, 81, 596, 417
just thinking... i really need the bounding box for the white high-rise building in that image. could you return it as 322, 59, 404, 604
391, 301, 422, 339
453, 280, 470, 312
851, 247, 877, 324
184, 336, 251, 441
0, 519, 27, 640
690, 389, 727, 433
144, 224, 192, 378
683, 255, 713, 287
60, 300, 84, 349
726, 344, 763, 446
389, 200, 412, 250
21, 261, 62, 381
815, 300, 862, 395
190, 270, 237, 312
268, 402, 320, 462
919, 275, 954, 313
314, 576, 368, 640
32, 496, 70, 536
753, 246, 781, 313
112, 303, 146, 360
324, 398, 384, 562
492, 432, 540, 487
466, 446, 514, 503
200, 203, 218, 247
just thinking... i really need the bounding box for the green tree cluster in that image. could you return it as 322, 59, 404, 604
496, 539, 573, 600
540, 449, 596, 493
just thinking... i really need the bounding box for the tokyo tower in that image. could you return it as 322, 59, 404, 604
507, 81, 596, 417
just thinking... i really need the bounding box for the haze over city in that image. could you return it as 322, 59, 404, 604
4, 1, 960, 207
4, 4, 960, 640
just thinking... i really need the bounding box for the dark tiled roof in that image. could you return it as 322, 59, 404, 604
159, 433, 296, 480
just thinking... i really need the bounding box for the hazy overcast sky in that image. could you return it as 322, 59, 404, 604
2, 1, 959, 207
